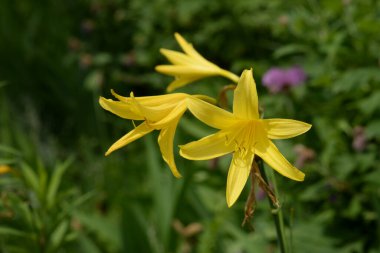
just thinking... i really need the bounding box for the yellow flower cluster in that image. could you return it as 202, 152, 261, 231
99, 33, 311, 207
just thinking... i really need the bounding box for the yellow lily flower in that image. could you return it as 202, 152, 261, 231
181, 69, 311, 207
0, 165, 11, 174
155, 33, 239, 92
99, 91, 215, 178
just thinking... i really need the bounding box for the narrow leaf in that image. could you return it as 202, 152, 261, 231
47, 156, 74, 209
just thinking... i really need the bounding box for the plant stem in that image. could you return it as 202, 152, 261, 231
257, 159, 288, 253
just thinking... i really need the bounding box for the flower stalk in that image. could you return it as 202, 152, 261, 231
218, 84, 236, 109
258, 158, 288, 253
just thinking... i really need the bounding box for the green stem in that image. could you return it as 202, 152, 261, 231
257, 159, 288, 253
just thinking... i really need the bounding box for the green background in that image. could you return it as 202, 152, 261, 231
0, 0, 379, 252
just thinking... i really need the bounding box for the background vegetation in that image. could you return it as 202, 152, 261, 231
0, 0, 379, 252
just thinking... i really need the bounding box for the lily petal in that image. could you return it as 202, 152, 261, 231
179, 129, 235, 160
255, 140, 305, 181
160, 49, 200, 66
105, 122, 153, 156
148, 102, 187, 128
263, 119, 312, 139
158, 119, 182, 178
174, 33, 213, 65
233, 69, 259, 119
129, 92, 179, 123
99, 97, 143, 120
192, 95, 217, 105
226, 152, 254, 207
111, 90, 187, 107
155, 65, 219, 76
187, 98, 236, 129
166, 76, 202, 92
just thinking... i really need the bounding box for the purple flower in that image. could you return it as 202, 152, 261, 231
262, 68, 286, 93
262, 66, 307, 93
285, 66, 307, 86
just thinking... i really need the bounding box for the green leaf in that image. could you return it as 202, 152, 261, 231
122, 204, 152, 253
0, 226, 29, 237
332, 68, 380, 94
364, 170, 380, 185
20, 162, 39, 193
343, 196, 361, 218
333, 154, 356, 180
0, 80, 7, 88
0, 145, 21, 156
84, 70, 103, 91
0, 157, 18, 164
299, 181, 329, 201
78, 234, 102, 253
358, 91, 380, 116
19, 202, 34, 229
47, 219, 69, 251
366, 120, 380, 139
93, 53, 112, 66
73, 211, 122, 251
356, 153, 376, 172
144, 135, 174, 250
273, 44, 310, 59
46, 157, 74, 209
292, 221, 336, 253
37, 158, 48, 203
180, 116, 214, 139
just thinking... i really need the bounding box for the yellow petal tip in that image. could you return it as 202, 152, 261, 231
295, 171, 305, 181
168, 163, 182, 179
226, 195, 237, 208
178, 148, 187, 159
174, 32, 182, 39
243, 68, 253, 75
155, 65, 168, 74
110, 89, 119, 98
166, 84, 175, 93
287, 168, 305, 181
105, 146, 117, 156
173, 173, 182, 179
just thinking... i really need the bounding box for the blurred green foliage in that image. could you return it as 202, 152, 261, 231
0, 0, 380, 252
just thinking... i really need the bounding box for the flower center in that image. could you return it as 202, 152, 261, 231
226, 120, 266, 160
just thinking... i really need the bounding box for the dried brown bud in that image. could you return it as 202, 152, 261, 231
67, 37, 81, 51
352, 126, 367, 152
80, 53, 93, 69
